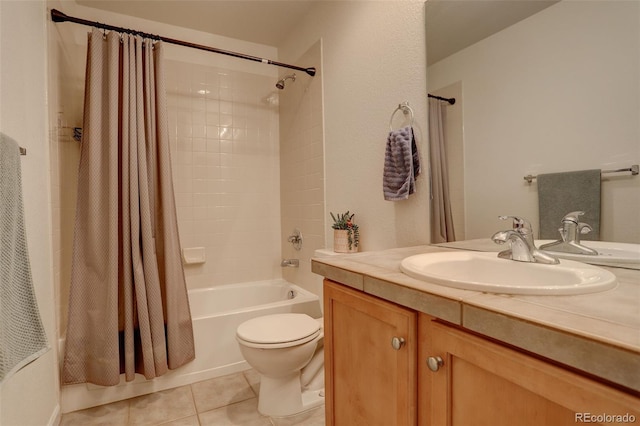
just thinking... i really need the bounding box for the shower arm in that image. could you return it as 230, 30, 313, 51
50, 9, 317, 77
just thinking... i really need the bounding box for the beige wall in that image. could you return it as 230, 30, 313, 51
0, 1, 60, 425
428, 1, 640, 243
279, 1, 431, 252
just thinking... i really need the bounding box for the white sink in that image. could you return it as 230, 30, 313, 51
400, 251, 617, 295
537, 240, 640, 267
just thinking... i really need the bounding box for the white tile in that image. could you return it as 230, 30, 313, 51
192, 138, 206, 152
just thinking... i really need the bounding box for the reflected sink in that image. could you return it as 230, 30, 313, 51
400, 251, 617, 295
537, 240, 640, 267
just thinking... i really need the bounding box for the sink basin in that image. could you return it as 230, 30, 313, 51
537, 240, 640, 267
400, 251, 617, 295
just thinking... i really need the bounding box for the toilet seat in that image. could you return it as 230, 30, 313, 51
236, 313, 321, 349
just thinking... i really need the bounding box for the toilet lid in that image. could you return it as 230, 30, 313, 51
237, 313, 320, 345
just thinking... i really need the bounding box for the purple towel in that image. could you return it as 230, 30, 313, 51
383, 126, 420, 201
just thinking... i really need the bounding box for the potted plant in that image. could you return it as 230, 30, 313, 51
330, 211, 360, 253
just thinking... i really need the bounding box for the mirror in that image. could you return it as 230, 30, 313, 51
426, 1, 640, 244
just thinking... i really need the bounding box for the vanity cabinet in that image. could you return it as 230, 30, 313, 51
323, 278, 640, 426
323, 279, 417, 425
419, 314, 640, 426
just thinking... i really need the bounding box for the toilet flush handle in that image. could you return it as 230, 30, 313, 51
391, 336, 405, 350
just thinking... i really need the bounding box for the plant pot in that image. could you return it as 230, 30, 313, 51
333, 229, 359, 253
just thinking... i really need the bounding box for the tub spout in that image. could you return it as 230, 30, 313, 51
281, 259, 299, 267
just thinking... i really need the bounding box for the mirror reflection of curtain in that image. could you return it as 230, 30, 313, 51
62, 29, 195, 386
429, 98, 456, 243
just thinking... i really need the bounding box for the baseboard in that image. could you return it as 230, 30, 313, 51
47, 404, 61, 426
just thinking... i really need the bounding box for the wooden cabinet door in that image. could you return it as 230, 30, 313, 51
324, 280, 417, 426
420, 315, 640, 426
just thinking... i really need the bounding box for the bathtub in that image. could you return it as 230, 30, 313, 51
60, 279, 322, 413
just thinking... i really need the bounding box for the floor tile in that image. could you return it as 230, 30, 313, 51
198, 398, 271, 426
60, 399, 129, 426
243, 369, 261, 395
191, 372, 256, 413
60, 370, 325, 426
157, 414, 200, 426
129, 385, 196, 425
270, 406, 326, 426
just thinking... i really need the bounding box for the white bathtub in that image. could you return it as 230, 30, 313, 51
60, 279, 322, 413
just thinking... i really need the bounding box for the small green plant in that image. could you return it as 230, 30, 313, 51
330, 211, 360, 250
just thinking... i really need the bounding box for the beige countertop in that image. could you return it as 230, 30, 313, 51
311, 244, 640, 394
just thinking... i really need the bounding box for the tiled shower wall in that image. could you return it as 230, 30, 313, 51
279, 41, 326, 297
164, 60, 283, 289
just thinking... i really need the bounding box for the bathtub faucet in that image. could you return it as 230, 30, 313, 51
281, 259, 299, 268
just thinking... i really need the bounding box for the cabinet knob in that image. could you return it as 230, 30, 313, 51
391, 336, 405, 350
427, 356, 444, 372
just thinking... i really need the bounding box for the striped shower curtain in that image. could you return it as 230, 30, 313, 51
62, 29, 195, 386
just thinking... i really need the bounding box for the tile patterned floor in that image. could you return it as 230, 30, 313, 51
60, 370, 325, 426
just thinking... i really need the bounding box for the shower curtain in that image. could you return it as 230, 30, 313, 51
62, 29, 195, 386
428, 98, 456, 243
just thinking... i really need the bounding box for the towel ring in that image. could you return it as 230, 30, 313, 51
389, 102, 414, 131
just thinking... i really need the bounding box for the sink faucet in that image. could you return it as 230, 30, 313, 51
539, 211, 598, 255
492, 216, 559, 264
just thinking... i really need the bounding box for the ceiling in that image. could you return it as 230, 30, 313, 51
426, 1, 559, 65
76, 0, 559, 61
76, 0, 317, 47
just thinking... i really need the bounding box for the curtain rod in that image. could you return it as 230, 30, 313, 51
428, 94, 456, 105
50, 9, 316, 77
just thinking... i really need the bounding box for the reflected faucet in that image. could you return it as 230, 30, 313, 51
539, 211, 598, 256
492, 216, 559, 264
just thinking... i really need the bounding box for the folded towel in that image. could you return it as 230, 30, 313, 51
537, 169, 601, 240
383, 126, 420, 201
0, 133, 49, 384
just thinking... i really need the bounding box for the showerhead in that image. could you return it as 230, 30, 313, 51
276, 73, 296, 90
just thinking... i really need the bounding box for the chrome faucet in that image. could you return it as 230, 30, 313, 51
287, 229, 303, 251
281, 259, 299, 268
492, 216, 559, 264
539, 211, 598, 255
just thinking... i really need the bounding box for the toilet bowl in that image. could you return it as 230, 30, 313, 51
236, 313, 324, 417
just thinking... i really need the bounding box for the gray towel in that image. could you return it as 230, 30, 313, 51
537, 169, 601, 240
0, 133, 49, 383
383, 126, 420, 201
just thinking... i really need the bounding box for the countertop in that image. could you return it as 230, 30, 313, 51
311, 244, 640, 394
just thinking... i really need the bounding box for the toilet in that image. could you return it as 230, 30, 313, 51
236, 313, 325, 417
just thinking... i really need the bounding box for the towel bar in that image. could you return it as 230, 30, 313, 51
524, 164, 639, 183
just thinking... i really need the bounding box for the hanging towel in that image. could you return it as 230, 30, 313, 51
383, 126, 420, 201
537, 169, 601, 240
0, 133, 49, 384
